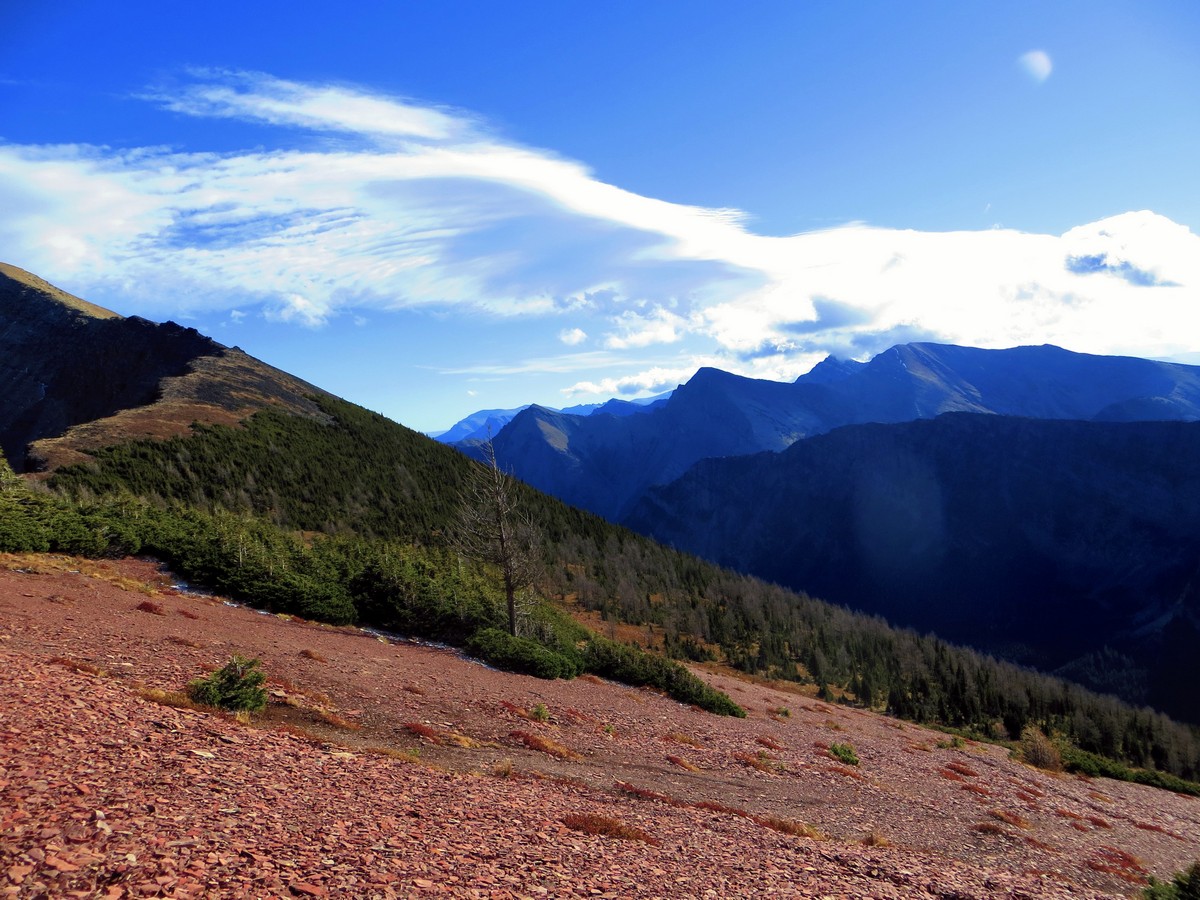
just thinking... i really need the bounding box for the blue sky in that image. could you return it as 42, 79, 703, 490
2, 2, 1199, 432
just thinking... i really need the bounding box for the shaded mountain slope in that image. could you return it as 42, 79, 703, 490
479, 343, 1200, 521
628, 413, 1200, 722
0, 262, 329, 473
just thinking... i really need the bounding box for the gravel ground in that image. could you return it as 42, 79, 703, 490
2, 555, 1198, 898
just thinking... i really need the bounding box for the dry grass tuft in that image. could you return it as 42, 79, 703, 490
692, 800, 752, 819
135, 600, 167, 616
830, 764, 867, 780
561, 813, 659, 846
1070, 821, 1090, 832
138, 686, 203, 711
49, 657, 108, 677
1018, 726, 1062, 772
756, 735, 785, 751
270, 722, 327, 745
861, 830, 891, 848
939, 767, 967, 783
615, 781, 676, 804
1133, 821, 1184, 840
363, 745, 421, 762
1086, 846, 1148, 885
1024, 836, 1059, 853
1054, 807, 1083, 820
405, 722, 444, 745
501, 700, 546, 721
759, 817, 824, 840
316, 710, 361, 731
735, 750, 778, 774
664, 732, 705, 749
299, 648, 328, 663
1085, 815, 1112, 829
510, 730, 579, 760
990, 809, 1031, 830
972, 821, 1010, 837
961, 783, 993, 797
945, 761, 980, 778
666, 754, 701, 772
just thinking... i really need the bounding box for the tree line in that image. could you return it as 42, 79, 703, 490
26, 393, 1200, 782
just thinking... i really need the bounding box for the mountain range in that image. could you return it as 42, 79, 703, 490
432, 392, 670, 443
459, 342, 1200, 521
453, 341, 1200, 721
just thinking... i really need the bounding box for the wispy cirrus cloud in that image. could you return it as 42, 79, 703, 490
2, 69, 1199, 402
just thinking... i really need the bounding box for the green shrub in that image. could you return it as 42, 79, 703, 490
1061, 745, 1200, 797
467, 628, 582, 680
187, 654, 268, 713
829, 742, 860, 766
1144, 861, 1200, 899
581, 636, 745, 717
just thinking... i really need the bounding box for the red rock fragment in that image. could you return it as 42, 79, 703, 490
289, 882, 329, 896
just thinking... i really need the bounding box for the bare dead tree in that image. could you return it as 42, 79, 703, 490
454, 438, 543, 636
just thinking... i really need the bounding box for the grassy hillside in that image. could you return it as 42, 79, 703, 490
24, 393, 1200, 782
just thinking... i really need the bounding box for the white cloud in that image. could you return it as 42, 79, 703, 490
2, 69, 1199, 391
565, 365, 699, 398
1018, 50, 1053, 83
559, 327, 588, 345
149, 70, 461, 141
604, 308, 688, 349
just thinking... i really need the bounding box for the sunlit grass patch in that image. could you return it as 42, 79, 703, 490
561, 813, 658, 846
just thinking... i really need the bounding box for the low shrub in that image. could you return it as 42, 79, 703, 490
187, 654, 267, 713
666, 754, 700, 772
990, 809, 1031, 830
1060, 746, 1200, 797
758, 816, 824, 840
1143, 860, 1200, 899
561, 813, 658, 845
1018, 726, 1062, 772
468, 628, 581, 679
581, 636, 744, 717
829, 742, 859, 766
510, 730, 578, 759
